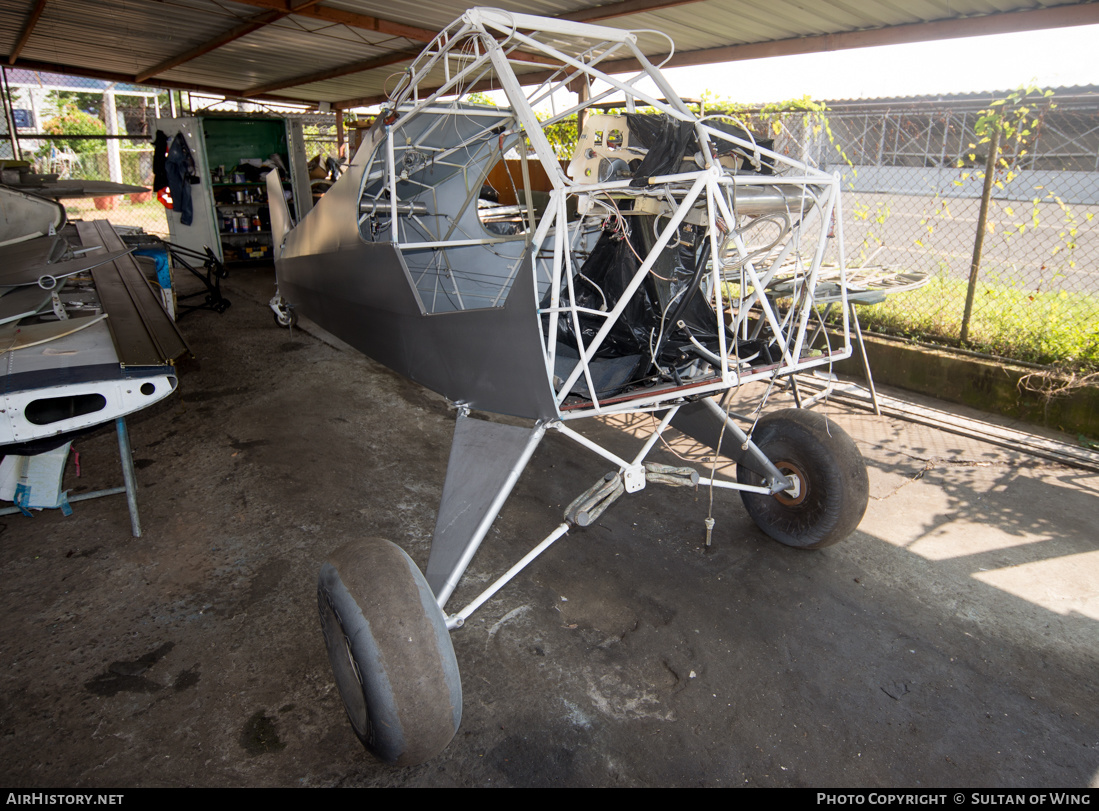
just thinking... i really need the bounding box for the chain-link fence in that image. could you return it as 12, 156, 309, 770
1, 70, 349, 243
3, 68, 170, 237
6, 69, 1096, 368
301, 119, 340, 164
720, 90, 1099, 369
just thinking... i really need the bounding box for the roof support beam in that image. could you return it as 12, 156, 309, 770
227, 0, 711, 101
230, 0, 439, 43
243, 19, 561, 99
7, 0, 49, 65
243, 47, 422, 96
229, 0, 710, 55
560, 0, 708, 23
135, 1, 326, 83
647, 3, 1099, 69
332, 3, 1099, 110
10, 57, 319, 108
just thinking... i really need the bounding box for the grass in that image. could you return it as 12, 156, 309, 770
63, 196, 170, 238
854, 272, 1099, 370
722, 272, 1099, 371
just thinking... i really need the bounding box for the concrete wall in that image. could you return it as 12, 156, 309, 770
831, 333, 1099, 439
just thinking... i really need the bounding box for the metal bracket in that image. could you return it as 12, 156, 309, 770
623, 464, 646, 493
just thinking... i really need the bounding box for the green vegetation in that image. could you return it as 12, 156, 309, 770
40, 103, 106, 154
465, 85, 1097, 373
854, 273, 1099, 370
703, 86, 1097, 373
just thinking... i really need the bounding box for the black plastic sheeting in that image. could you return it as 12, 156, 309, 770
626, 115, 697, 187
546, 216, 723, 390
547, 114, 778, 398
625, 114, 774, 185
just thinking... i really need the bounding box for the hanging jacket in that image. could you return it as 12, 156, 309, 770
152, 130, 169, 192
165, 132, 197, 226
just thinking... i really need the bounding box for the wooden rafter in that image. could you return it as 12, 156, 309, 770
561, 0, 708, 23
230, 0, 439, 43
332, 3, 1099, 110
8, 0, 49, 65
243, 47, 422, 96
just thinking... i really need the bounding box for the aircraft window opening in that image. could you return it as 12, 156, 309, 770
25, 393, 107, 426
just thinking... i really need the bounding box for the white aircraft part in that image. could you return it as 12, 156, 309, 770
0, 186, 64, 247
266, 168, 293, 261
0, 443, 71, 508
0, 319, 177, 446
0, 375, 176, 446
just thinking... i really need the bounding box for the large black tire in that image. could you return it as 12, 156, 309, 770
317, 538, 462, 766
735, 409, 869, 549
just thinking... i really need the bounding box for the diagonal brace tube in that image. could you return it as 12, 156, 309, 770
699, 398, 791, 493
432, 418, 548, 609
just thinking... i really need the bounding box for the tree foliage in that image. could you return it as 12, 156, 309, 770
40, 103, 106, 155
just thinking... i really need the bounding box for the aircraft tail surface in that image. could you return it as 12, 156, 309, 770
265, 168, 293, 260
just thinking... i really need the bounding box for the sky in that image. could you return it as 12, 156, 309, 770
660, 23, 1099, 104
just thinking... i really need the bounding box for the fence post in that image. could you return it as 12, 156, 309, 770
0, 67, 21, 160
960, 126, 999, 344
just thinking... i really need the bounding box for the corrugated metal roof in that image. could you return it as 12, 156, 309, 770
819, 83, 1099, 110
1, 0, 1097, 109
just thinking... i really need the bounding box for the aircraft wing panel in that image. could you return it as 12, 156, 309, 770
0, 285, 55, 326
0, 318, 177, 447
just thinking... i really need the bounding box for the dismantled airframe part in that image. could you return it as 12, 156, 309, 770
426, 412, 546, 607
265, 169, 292, 261
275, 6, 855, 418
565, 471, 625, 527
282, 6, 872, 767
0, 246, 135, 290
0, 186, 65, 247
643, 462, 699, 487
0, 320, 177, 446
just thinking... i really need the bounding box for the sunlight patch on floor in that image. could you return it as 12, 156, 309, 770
972, 550, 1099, 622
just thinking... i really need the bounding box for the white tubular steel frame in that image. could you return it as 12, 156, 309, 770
365, 9, 856, 624
364, 7, 853, 418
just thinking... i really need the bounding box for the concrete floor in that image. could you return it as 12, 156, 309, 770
0, 266, 1096, 788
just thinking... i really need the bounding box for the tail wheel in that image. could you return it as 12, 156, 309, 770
273, 307, 297, 328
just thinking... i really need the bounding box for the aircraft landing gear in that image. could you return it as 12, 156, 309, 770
735, 408, 869, 549
270, 296, 297, 328
317, 539, 462, 767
